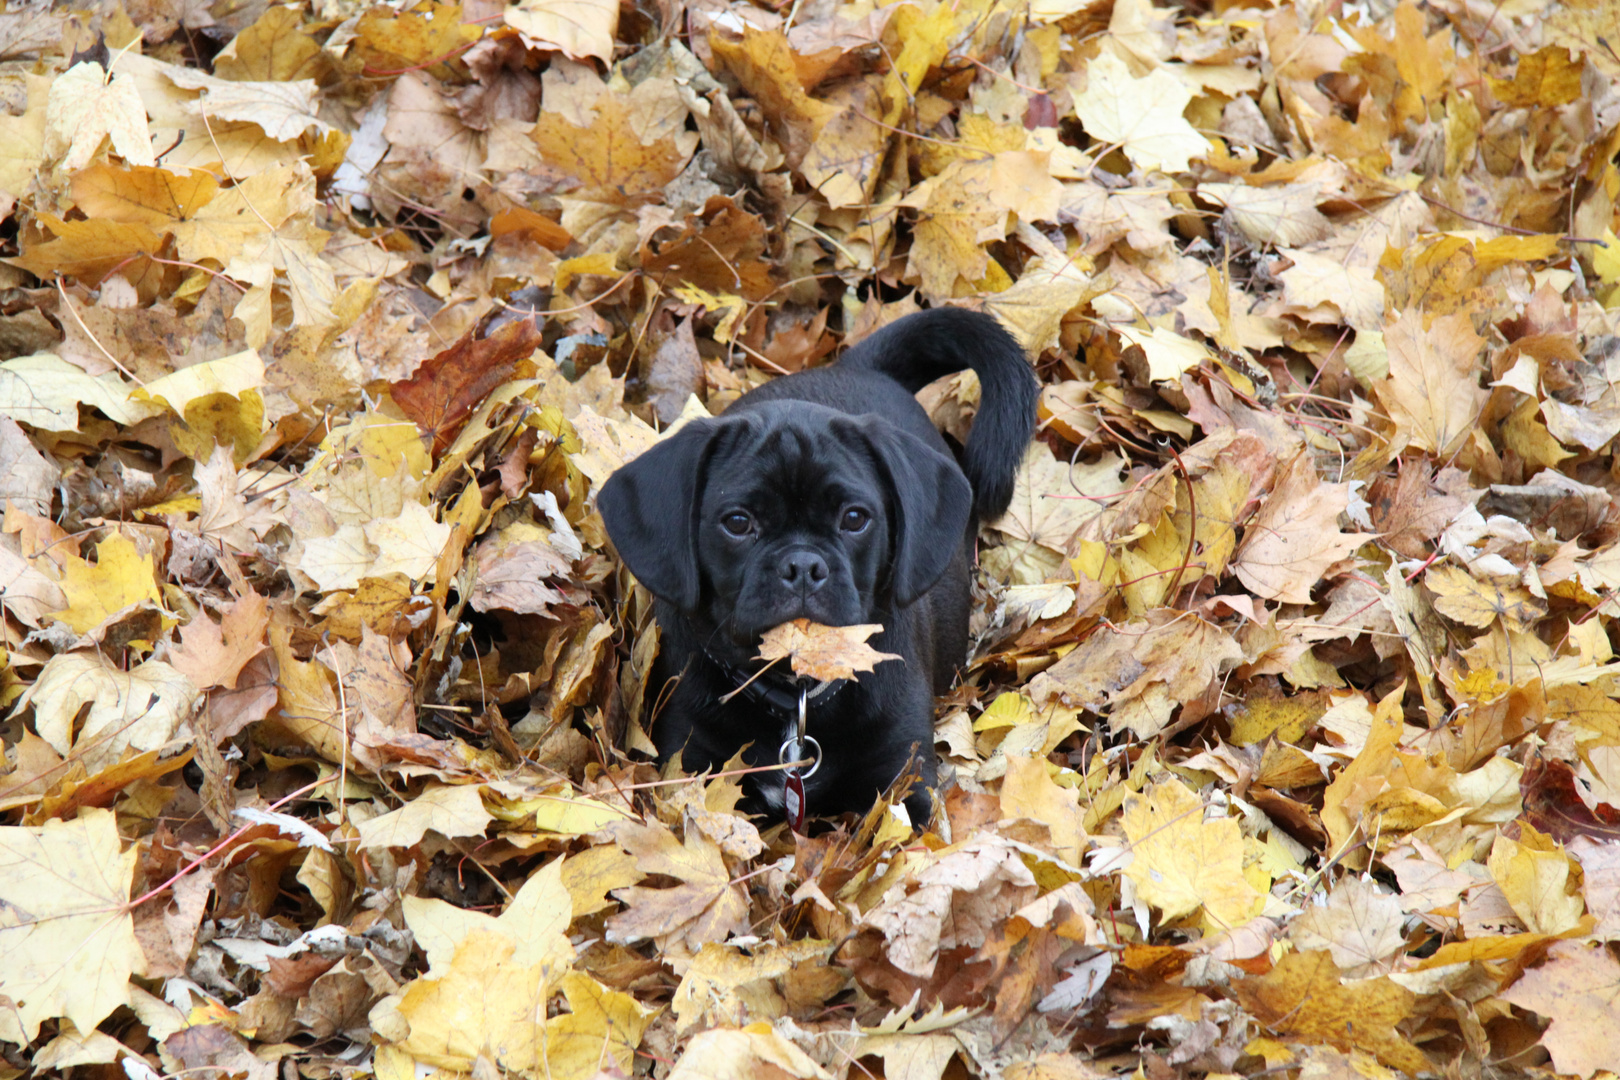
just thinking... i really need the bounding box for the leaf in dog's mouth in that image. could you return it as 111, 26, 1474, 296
755, 619, 902, 682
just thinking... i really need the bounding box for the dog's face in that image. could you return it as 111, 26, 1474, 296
695, 418, 892, 649
598, 401, 972, 663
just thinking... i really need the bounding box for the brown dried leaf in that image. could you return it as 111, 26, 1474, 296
1375, 308, 1489, 457
604, 820, 750, 951
390, 316, 544, 452
1233, 450, 1369, 604
1501, 940, 1620, 1077
755, 618, 901, 682
167, 588, 269, 690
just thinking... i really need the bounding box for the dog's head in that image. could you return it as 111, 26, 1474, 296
598, 401, 972, 658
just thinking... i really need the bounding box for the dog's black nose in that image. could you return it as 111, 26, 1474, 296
779, 550, 829, 592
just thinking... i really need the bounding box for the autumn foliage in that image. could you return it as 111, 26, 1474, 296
4, 0, 1620, 1075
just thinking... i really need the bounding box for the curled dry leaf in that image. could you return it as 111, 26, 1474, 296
20, 652, 198, 771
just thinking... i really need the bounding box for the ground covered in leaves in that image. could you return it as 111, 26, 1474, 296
4, 0, 1620, 1074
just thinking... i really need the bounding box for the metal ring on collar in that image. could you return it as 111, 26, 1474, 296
777, 735, 823, 779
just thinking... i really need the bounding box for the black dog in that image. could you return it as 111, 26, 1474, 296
597, 307, 1037, 822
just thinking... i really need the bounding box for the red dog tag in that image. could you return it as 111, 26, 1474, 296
785, 772, 806, 833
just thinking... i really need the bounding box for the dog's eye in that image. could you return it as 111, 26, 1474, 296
840, 507, 871, 533
720, 511, 754, 537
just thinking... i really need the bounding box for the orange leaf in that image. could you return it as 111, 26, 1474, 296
390, 316, 545, 452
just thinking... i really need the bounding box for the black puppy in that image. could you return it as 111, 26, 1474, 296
598, 307, 1037, 822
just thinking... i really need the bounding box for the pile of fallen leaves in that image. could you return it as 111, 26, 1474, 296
5, 0, 1620, 1074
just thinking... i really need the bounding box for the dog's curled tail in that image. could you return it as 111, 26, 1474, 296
840, 307, 1038, 521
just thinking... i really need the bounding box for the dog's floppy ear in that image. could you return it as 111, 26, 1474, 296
843, 417, 973, 606
597, 420, 718, 611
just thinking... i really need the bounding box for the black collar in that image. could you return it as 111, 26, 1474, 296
703, 649, 848, 717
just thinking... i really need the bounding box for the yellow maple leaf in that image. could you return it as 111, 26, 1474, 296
0, 646, 21, 710
403, 857, 574, 975
50, 531, 166, 635
1501, 396, 1575, 471
1227, 683, 1323, 746
69, 163, 220, 234
213, 5, 325, 81
1199, 180, 1331, 247
1276, 246, 1386, 332
163, 65, 325, 142
1000, 753, 1086, 865
364, 501, 453, 582
1071, 51, 1209, 173
0, 809, 143, 1043
988, 442, 1125, 584
226, 226, 338, 338
166, 167, 300, 265
986, 249, 1097, 357
531, 95, 694, 205
264, 611, 352, 766
1113, 324, 1213, 383
557, 844, 643, 917
1592, 227, 1620, 290
1424, 563, 1545, 630
880, 0, 959, 122
709, 26, 834, 148
353, 1, 482, 79
172, 390, 268, 466
797, 90, 887, 210
355, 784, 493, 850
530, 788, 638, 834
0, 353, 162, 432
1288, 875, 1405, 977
8, 215, 166, 292
133, 348, 266, 415
1115, 504, 1186, 613
383, 858, 654, 1079
1486, 826, 1585, 935
1319, 683, 1405, 863
672, 284, 747, 343
1180, 445, 1265, 587
540, 972, 660, 1078
1121, 776, 1263, 931
1489, 44, 1584, 107
1232, 950, 1429, 1073
903, 159, 1000, 298
385, 929, 550, 1070
988, 150, 1064, 223
43, 61, 155, 172
671, 939, 831, 1033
